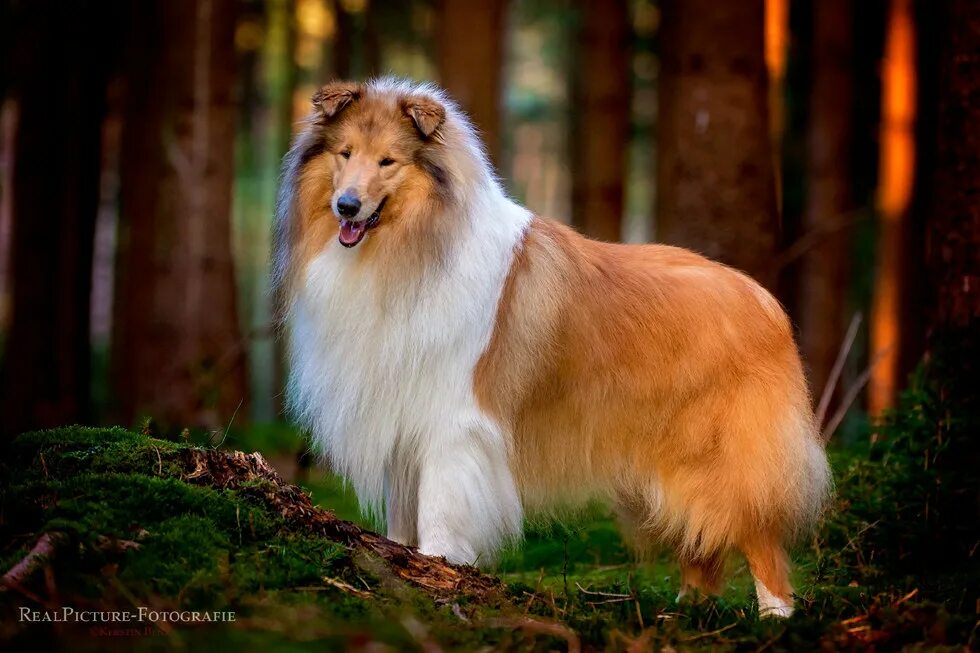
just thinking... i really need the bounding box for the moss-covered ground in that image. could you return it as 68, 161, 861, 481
1, 369, 976, 651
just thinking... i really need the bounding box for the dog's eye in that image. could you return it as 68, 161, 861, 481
379, 157, 395, 167
340, 149, 351, 159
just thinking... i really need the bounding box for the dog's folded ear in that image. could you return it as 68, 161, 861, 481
312, 81, 362, 118
402, 96, 446, 138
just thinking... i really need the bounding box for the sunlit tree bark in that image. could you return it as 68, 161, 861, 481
113, 0, 248, 429
869, 0, 916, 414
570, 0, 631, 242
656, 0, 779, 289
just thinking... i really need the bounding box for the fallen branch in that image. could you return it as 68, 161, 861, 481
815, 313, 862, 428
483, 616, 581, 653
574, 582, 631, 599
822, 345, 893, 443
322, 575, 371, 599
180, 448, 505, 600
772, 210, 862, 271
0, 532, 66, 593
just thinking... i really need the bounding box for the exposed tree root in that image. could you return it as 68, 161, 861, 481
180, 448, 506, 601
0, 532, 65, 594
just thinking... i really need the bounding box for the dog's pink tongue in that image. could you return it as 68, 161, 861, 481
338, 220, 367, 247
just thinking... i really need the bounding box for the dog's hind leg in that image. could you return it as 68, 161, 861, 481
740, 534, 794, 617
677, 551, 727, 601
415, 417, 523, 565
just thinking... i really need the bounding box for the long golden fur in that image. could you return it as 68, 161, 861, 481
475, 218, 831, 605
275, 77, 832, 618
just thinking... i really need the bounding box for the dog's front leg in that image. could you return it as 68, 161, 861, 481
384, 469, 418, 546
415, 418, 523, 566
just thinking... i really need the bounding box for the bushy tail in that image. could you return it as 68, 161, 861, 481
774, 407, 834, 542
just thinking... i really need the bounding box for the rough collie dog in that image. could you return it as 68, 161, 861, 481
273, 78, 831, 618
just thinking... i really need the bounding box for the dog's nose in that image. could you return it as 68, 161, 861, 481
337, 193, 361, 218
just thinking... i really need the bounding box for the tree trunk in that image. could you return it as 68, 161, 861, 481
656, 0, 779, 288
798, 0, 855, 402
113, 0, 248, 430
570, 0, 631, 242
926, 0, 980, 343
437, 0, 506, 168
868, 0, 917, 414
918, 0, 980, 566
0, 1, 115, 436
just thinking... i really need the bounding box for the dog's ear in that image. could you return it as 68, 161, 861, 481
312, 81, 361, 118
402, 96, 446, 138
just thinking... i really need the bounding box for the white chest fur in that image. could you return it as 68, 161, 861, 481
286, 189, 530, 563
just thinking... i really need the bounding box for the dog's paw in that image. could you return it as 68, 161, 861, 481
754, 580, 794, 618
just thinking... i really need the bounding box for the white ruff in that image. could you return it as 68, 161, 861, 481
287, 182, 530, 565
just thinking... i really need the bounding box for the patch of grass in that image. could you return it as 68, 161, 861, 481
298, 473, 369, 527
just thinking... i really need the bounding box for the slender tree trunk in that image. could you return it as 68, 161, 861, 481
869, 0, 916, 414
332, 0, 380, 80
0, 1, 115, 436
333, 0, 353, 79
437, 0, 506, 168
926, 0, 980, 345
798, 0, 855, 400
656, 0, 779, 288
570, 0, 631, 242
920, 0, 979, 564
113, 0, 248, 430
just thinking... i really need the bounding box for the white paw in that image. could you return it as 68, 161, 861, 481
755, 579, 794, 618
759, 603, 794, 618
418, 539, 477, 566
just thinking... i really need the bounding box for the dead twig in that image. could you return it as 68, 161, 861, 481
585, 597, 634, 606
772, 210, 863, 271
322, 575, 371, 599
574, 582, 631, 598
815, 313, 862, 427
822, 345, 893, 443
892, 588, 919, 605
0, 532, 65, 592
679, 622, 738, 642
483, 617, 581, 653
451, 603, 470, 622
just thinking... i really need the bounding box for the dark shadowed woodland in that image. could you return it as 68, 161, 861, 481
0, 0, 977, 650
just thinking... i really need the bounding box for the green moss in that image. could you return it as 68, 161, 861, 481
0, 428, 517, 651
1, 405, 976, 651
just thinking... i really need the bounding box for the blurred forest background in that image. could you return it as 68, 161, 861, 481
0, 1, 978, 649
0, 0, 975, 449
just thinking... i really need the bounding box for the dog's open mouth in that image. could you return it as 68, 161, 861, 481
338, 198, 386, 248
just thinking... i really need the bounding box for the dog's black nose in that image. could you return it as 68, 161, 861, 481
337, 193, 361, 218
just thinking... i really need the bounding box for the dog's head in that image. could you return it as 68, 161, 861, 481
300, 80, 453, 248
272, 78, 487, 316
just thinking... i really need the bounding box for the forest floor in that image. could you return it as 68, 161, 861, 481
0, 394, 976, 652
